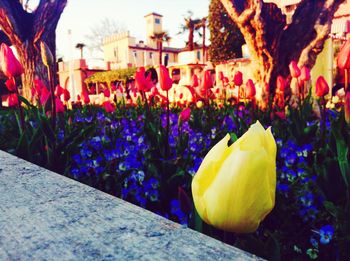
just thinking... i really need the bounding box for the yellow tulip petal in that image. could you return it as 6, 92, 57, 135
191, 121, 277, 233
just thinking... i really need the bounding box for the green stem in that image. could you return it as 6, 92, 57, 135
47, 66, 56, 132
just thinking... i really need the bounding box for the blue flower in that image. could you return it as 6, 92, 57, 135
319, 225, 334, 245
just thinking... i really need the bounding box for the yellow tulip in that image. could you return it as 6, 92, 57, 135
191, 121, 276, 233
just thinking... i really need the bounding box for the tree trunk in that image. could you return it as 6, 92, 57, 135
220, 0, 345, 94
0, 0, 67, 99
189, 27, 194, 51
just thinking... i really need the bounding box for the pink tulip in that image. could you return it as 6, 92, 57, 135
55, 85, 65, 97
233, 71, 243, 86
289, 61, 301, 78
300, 66, 310, 82
315, 76, 329, 97
40, 87, 51, 106
337, 39, 350, 70
103, 88, 110, 98
276, 76, 286, 92
135, 67, 153, 92
5, 78, 16, 92
0, 43, 23, 78
179, 108, 191, 122
159, 65, 173, 91
8, 93, 18, 107
245, 79, 256, 99
103, 101, 115, 113
55, 98, 65, 113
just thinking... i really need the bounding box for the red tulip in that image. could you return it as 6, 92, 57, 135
55, 98, 65, 113
135, 67, 153, 92
111, 83, 117, 92
81, 88, 90, 104
191, 74, 199, 87
200, 70, 213, 91
5, 78, 16, 92
337, 39, 350, 70
233, 71, 243, 86
103, 100, 115, 113
276, 76, 286, 92
77, 94, 81, 101
315, 76, 329, 97
63, 89, 70, 102
159, 65, 173, 91
103, 88, 110, 98
275, 111, 286, 120
245, 79, 256, 99
300, 66, 310, 82
55, 85, 65, 97
0, 43, 23, 78
218, 71, 224, 81
345, 91, 350, 124
179, 108, 191, 122
8, 93, 18, 107
289, 61, 301, 78
40, 87, 51, 106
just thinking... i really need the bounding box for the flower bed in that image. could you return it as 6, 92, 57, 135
0, 41, 350, 260
0, 99, 349, 260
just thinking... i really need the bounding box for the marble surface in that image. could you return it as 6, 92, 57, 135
0, 150, 263, 261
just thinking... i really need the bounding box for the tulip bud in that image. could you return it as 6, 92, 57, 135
337, 39, 350, 70
192, 121, 276, 233
201, 70, 213, 91
191, 74, 199, 88
103, 100, 115, 113
5, 78, 16, 92
8, 93, 19, 107
159, 65, 173, 91
55, 98, 65, 113
179, 108, 191, 122
0, 43, 23, 78
218, 71, 224, 81
345, 92, 350, 124
40, 41, 54, 67
63, 89, 70, 102
103, 88, 110, 98
245, 79, 256, 99
300, 66, 310, 82
276, 76, 286, 92
196, 100, 203, 108
315, 76, 329, 97
233, 71, 243, 86
289, 61, 301, 78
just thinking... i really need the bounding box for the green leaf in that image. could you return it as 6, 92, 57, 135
332, 128, 350, 187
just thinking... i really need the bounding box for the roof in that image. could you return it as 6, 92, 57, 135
129, 45, 181, 53
144, 12, 163, 18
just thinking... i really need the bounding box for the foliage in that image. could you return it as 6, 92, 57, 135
208, 0, 245, 62
85, 67, 137, 85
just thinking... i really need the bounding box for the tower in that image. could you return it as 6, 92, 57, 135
145, 13, 163, 48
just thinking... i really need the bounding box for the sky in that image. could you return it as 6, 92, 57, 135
55, 0, 211, 60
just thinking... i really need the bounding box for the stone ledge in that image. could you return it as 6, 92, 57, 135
0, 150, 263, 261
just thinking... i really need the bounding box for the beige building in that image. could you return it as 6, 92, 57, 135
102, 13, 179, 69
102, 13, 208, 70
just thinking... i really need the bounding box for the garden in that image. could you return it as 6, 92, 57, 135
0, 37, 350, 260
1, 0, 350, 260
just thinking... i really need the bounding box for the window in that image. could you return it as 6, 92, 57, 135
155, 18, 160, 24
133, 51, 137, 58
149, 52, 153, 58
197, 51, 201, 60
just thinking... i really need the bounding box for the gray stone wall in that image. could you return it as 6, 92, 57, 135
0, 150, 263, 261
